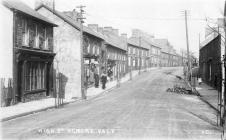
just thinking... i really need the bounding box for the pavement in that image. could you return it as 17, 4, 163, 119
195, 82, 219, 116
1, 67, 222, 140
0, 67, 157, 122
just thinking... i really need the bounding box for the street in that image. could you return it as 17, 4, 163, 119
1, 67, 221, 140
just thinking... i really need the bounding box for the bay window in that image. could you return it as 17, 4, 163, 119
20, 18, 53, 50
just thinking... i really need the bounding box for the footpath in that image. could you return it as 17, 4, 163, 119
194, 80, 226, 138
0, 68, 157, 122
195, 83, 219, 113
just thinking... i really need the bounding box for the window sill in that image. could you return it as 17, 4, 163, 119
24, 89, 47, 94
21, 45, 51, 51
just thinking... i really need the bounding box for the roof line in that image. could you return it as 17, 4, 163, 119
35, 4, 80, 30
3, 1, 57, 27
36, 4, 105, 40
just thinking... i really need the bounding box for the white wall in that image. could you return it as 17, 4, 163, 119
37, 7, 82, 100
0, 5, 13, 79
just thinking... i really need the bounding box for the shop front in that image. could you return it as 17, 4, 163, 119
15, 48, 55, 102
84, 54, 100, 88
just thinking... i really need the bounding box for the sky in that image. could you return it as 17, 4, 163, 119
22, 0, 225, 57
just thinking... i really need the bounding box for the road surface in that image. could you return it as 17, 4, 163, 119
1, 67, 221, 140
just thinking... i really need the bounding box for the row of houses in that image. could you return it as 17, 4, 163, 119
1, 0, 184, 105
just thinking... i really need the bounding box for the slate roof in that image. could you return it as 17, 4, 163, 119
200, 33, 219, 49
2, 0, 57, 26
103, 32, 127, 51
154, 39, 170, 53
36, 4, 104, 40
128, 37, 149, 50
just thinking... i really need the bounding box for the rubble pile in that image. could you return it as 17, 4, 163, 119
166, 85, 200, 96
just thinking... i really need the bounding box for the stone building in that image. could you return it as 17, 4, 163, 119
128, 37, 149, 71
199, 33, 221, 90
102, 27, 127, 80
36, 4, 82, 99
1, 0, 57, 103
154, 39, 179, 67
36, 4, 108, 98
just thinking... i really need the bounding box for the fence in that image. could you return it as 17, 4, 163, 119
53, 72, 67, 108
0, 78, 13, 107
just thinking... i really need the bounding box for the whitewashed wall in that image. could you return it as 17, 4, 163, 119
37, 7, 82, 100
0, 5, 13, 79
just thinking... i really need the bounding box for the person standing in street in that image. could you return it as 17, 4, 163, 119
101, 70, 107, 89
94, 66, 99, 88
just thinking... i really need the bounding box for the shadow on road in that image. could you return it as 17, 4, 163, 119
198, 97, 219, 114
182, 107, 220, 131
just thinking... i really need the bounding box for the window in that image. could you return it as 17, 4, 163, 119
25, 62, 46, 91
87, 44, 90, 53
46, 27, 53, 50
93, 45, 96, 54
21, 18, 28, 46
28, 21, 36, 48
38, 25, 45, 49
97, 47, 99, 55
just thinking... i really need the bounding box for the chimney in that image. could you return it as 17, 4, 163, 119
97, 27, 103, 33
88, 24, 98, 32
132, 29, 141, 37
63, 9, 79, 22
103, 27, 113, 32
121, 33, 127, 40
112, 29, 119, 36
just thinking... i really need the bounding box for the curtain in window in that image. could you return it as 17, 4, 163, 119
25, 62, 46, 92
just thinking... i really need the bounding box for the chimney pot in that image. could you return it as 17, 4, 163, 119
121, 33, 127, 40
98, 27, 103, 33
103, 27, 113, 32
88, 24, 98, 32
112, 29, 119, 36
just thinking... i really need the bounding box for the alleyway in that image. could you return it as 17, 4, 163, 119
2, 67, 221, 140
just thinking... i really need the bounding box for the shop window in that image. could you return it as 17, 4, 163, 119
25, 62, 46, 91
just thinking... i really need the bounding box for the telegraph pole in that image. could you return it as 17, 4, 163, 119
184, 10, 191, 82
77, 5, 86, 99
139, 36, 141, 75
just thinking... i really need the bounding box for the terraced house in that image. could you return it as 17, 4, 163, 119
128, 36, 149, 71
101, 27, 128, 80
1, 0, 57, 103
36, 4, 108, 99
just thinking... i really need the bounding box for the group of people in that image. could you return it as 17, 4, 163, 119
86, 64, 110, 90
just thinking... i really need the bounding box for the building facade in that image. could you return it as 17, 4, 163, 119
128, 37, 149, 71
102, 27, 127, 80
149, 44, 161, 67
36, 4, 82, 99
83, 25, 105, 87
199, 34, 221, 90
2, 0, 57, 103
